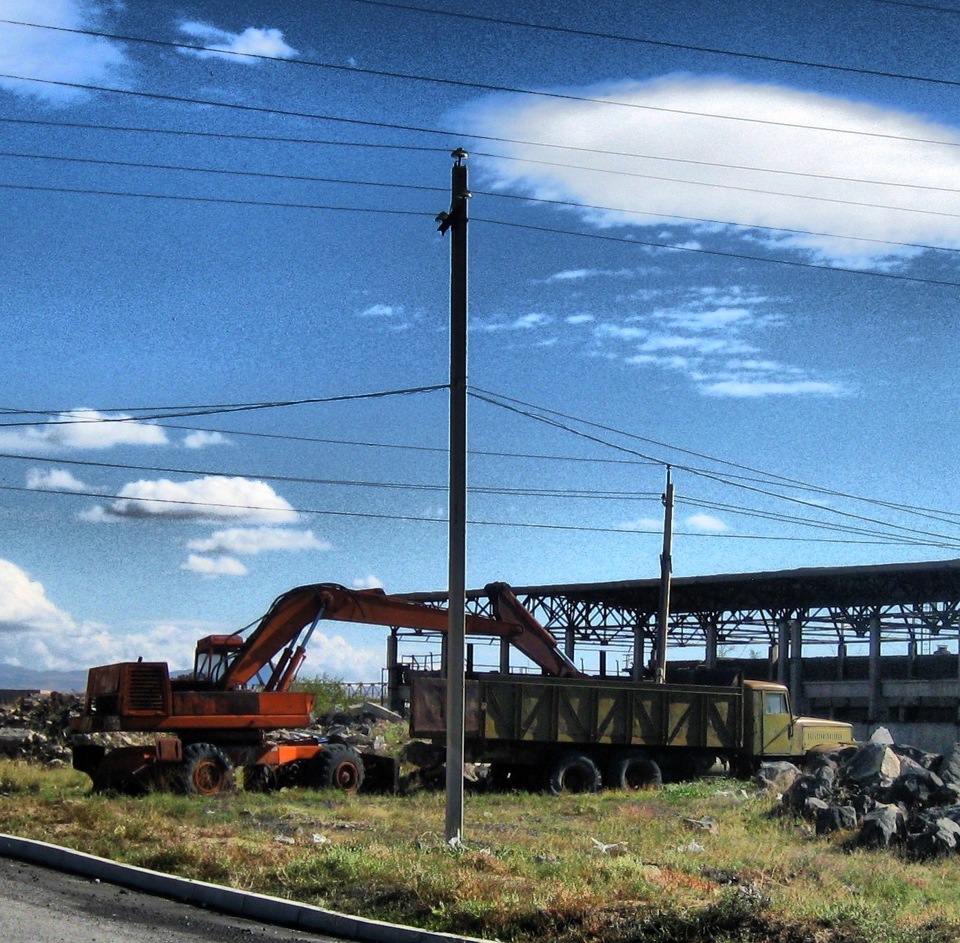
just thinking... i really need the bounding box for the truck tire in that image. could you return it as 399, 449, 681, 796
178, 743, 236, 796
547, 751, 602, 796
311, 743, 365, 794
608, 750, 662, 791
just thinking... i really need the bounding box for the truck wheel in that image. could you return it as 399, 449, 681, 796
179, 743, 235, 796
311, 744, 365, 793
608, 750, 662, 791
547, 751, 602, 796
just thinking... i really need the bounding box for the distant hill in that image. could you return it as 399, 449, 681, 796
0, 663, 88, 693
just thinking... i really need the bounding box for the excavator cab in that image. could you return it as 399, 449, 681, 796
192, 635, 245, 687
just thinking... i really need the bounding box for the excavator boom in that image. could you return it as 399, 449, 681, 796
221, 581, 584, 689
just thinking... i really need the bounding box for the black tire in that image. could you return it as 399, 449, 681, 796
547, 751, 602, 796
608, 750, 663, 791
178, 743, 235, 796
310, 743, 365, 793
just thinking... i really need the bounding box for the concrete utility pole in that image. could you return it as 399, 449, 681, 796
654, 466, 674, 684
437, 148, 470, 843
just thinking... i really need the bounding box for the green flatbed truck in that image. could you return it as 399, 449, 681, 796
408, 672, 854, 793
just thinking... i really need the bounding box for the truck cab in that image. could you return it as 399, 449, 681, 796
744, 680, 854, 759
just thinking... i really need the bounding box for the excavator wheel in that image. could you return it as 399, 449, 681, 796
309, 743, 365, 794
178, 743, 236, 796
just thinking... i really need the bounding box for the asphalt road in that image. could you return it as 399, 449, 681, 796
0, 857, 342, 943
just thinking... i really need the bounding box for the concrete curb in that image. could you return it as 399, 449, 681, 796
0, 834, 494, 943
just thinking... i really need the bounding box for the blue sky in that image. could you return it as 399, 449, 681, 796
2, 0, 960, 679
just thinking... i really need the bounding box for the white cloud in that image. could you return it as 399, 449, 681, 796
187, 527, 329, 555
359, 303, 403, 317
0, 0, 129, 102
0, 558, 382, 675
300, 631, 384, 680
0, 408, 168, 451
685, 513, 728, 532
25, 467, 88, 491
463, 74, 960, 265
182, 430, 229, 449
593, 323, 647, 341
351, 575, 384, 590
0, 559, 75, 633
618, 517, 662, 532
177, 20, 298, 62
542, 267, 633, 283
88, 476, 298, 523
475, 312, 553, 332
565, 314, 595, 325
180, 554, 249, 577
701, 379, 846, 397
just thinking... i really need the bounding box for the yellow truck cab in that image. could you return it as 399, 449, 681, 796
744, 680, 854, 759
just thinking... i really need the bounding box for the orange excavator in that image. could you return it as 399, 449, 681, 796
70, 581, 581, 795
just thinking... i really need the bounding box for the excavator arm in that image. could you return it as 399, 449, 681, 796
220, 581, 584, 690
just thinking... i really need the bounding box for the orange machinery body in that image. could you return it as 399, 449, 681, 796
73, 661, 314, 735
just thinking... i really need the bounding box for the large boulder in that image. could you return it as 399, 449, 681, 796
782, 773, 834, 814
755, 761, 801, 793
906, 815, 960, 860
935, 743, 960, 788
857, 804, 906, 849
842, 742, 901, 791
882, 768, 945, 810
816, 804, 859, 836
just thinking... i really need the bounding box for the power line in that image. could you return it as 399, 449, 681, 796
0, 450, 662, 502
8, 7, 960, 93
0, 150, 447, 195
0, 385, 447, 427
472, 217, 960, 288
343, 0, 960, 89
0, 115, 447, 153
4, 180, 957, 286
8, 148, 959, 257
471, 388, 960, 546
4, 71, 960, 152
0, 482, 939, 547
0, 181, 435, 218
476, 387, 960, 528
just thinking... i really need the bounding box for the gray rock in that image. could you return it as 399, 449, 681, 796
843, 742, 901, 789
935, 743, 960, 787
816, 804, 858, 836
755, 761, 801, 793
907, 816, 960, 860
858, 805, 905, 849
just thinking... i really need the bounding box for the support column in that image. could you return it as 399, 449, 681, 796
837, 642, 847, 681
499, 637, 511, 675
789, 618, 803, 715
777, 619, 790, 685
868, 614, 883, 723
564, 625, 576, 663
767, 643, 778, 681
704, 618, 718, 669
599, 650, 607, 678
632, 623, 646, 681
386, 630, 402, 714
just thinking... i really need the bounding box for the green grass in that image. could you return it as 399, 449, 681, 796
1, 761, 958, 942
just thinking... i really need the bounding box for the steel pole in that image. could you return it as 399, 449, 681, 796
654, 467, 674, 684
440, 150, 469, 843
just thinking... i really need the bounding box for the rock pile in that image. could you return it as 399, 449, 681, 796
0, 692, 80, 766
764, 732, 960, 860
